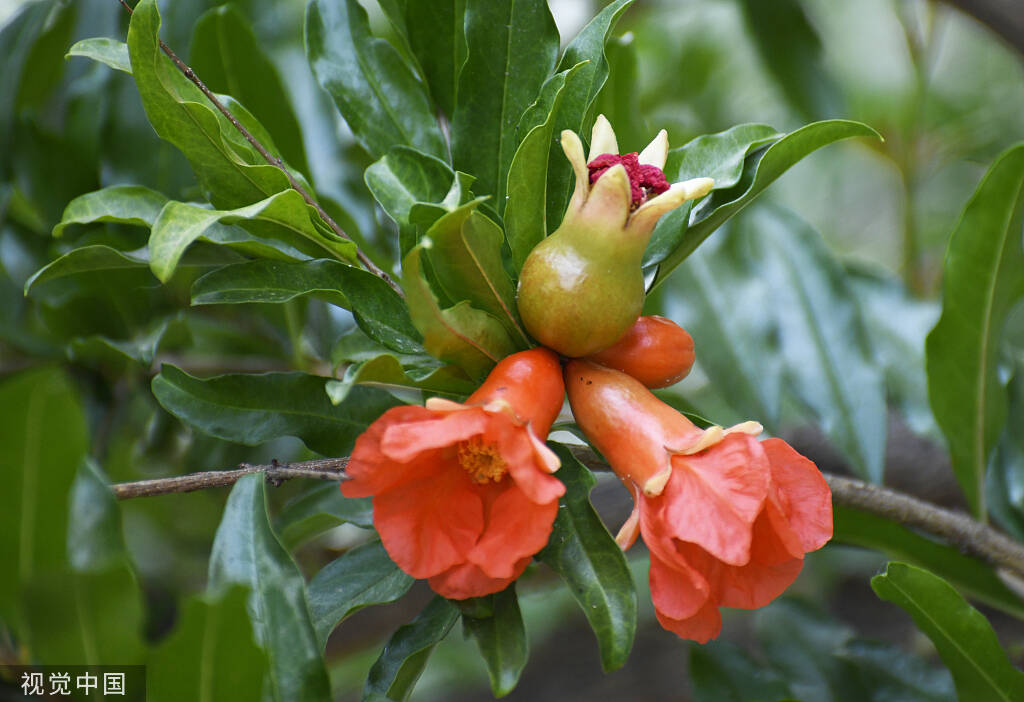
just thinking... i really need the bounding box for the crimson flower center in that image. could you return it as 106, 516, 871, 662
588, 152, 670, 209
457, 437, 508, 484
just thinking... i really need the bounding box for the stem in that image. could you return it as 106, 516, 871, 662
110, 446, 1024, 582
116, 0, 402, 296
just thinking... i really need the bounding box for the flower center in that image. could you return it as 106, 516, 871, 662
588, 152, 670, 209
457, 437, 509, 484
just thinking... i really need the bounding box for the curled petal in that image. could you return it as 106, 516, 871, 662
654, 598, 722, 644
490, 419, 565, 504
656, 434, 771, 565
342, 406, 443, 497
428, 558, 530, 600
468, 486, 559, 578
677, 538, 803, 611
373, 468, 484, 578
762, 438, 833, 552
380, 408, 488, 462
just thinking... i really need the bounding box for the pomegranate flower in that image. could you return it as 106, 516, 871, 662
566, 360, 832, 642
343, 348, 566, 600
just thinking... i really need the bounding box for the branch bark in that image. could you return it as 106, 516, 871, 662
116, 0, 402, 296
110, 446, 1024, 583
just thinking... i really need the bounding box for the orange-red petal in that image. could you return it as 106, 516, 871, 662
487, 418, 565, 504
379, 407, 489, 462
653, 434, 770, 565
762, 438, 833, 552
342, 406, 444, 498
372, 466, 484, 578
428, 557, 531, 600
468, 485, 560, 578
648, 550, 711, 621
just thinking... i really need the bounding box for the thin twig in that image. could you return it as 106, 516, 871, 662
111, 457, 348, 499
116, 0, 401, 296
111, 446, 1024, 582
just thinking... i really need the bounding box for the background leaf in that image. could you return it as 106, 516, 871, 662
872, 562, 1024, 702
308, 540, 414, 647
364, 596, 460, 702
148, 587, 268, 702
66, 37, 131, 74
538, 444, 637, 672
151, 365, 402, 456
925, 143, 1024, 515
276, 482, 373, 549
451, 0, 559, 204
208, 473, 331, 702
462, 586, 529, 698
306, 0, 445, 161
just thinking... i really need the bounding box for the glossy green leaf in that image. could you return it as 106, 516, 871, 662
736, 0, 841, 120
543, 0, 633, 224
68, 315, 181, 368
191, 258, 422, 353
364, 146, 466, 256
395, 0, 464, 117
66, 37, 131, 74
149, 191, 355, 282
364, 596, 459, 702
839, 639, 955, 702
308, 540, 414, 647
24, 245, 150, 295
590, 33, 638, 149
656, 232, 781, 428
148, 587, 268, 702
690, 641, 793, 702
52, 184, 167, 237
327, 352, 475, 405
151, 365, 402, 456
989, 359, 1024, 540
402, 244, 516, 379
209, 474, 331, 702
462, 586, 529, 698
451, 0, 559, 202
24, 460, 146, 666
505, 64, 581, 270
644, 123, 782, 268
755, 206, 887, 482
276, 483, 373, 549
128, 0, 295, 208
833, 504, 1024, 619
191, 4, 309, 176
0, 368, 88, 634
538, 444, 636, 672
424, 203, 526, 344
872, 562, 1024, 701
652, 120, 880, 287
925, 143, 1024, 516
306, 0, 444, 161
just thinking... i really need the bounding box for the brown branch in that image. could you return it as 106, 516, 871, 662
111, 445, 1024, 582
112, 457, 348, 499
116, 0, 401, 296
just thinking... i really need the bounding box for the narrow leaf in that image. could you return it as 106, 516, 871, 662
398, 0, 464, 117
209, 474, 331, 702
652, 120, 880, 287
755, 206, 887, 482
544, 0, 633, 223
151, 365, 402, 456
66, 37, 131, 74
538, 444, 637, 672
925, 143, 1024, 516
53, 184, 167, 237
833, 504, 1024, 619
451, 0, 559, 203
425, 204, 525, 344
24, 245, 150, 295
308, 540, 414, 647
128, 0, 295, 208
402, 244, 516, 379
364, 596, 459, 702
306, 0, 445, 160
276, 483, 373, 549
872, 562, 1024, 702
462, 586, 529, 698
505, 64, 581, 270
191, 4, 309, 176
191, 258, 423, 353
148, 587, 268, 702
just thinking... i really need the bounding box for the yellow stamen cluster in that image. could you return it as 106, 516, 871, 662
458, 437, 508, 484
